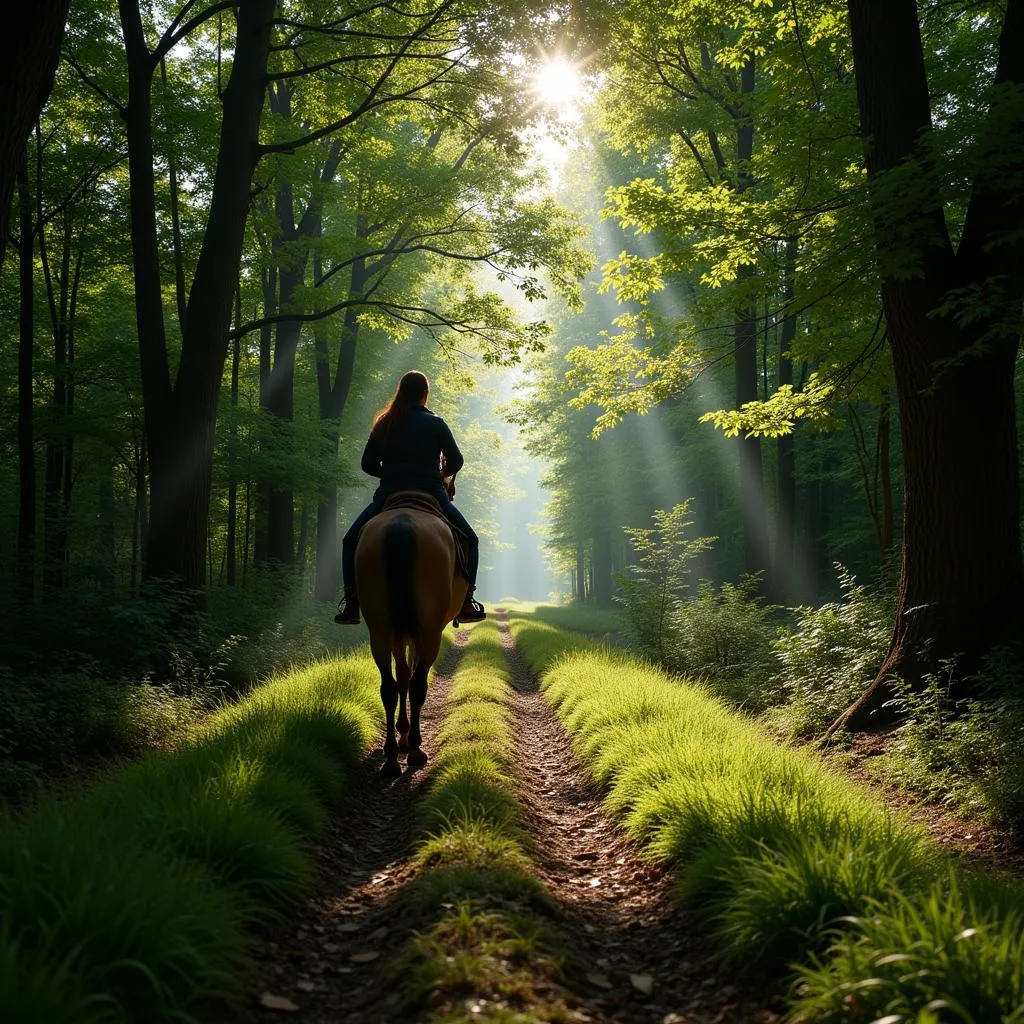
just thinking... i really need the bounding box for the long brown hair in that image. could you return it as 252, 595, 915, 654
371, 370, 429, 451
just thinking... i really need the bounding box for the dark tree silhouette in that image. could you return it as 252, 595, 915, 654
0, 2, 68, 264
828, 0, 1024, 734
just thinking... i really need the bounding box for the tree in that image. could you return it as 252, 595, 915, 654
827, 0, 1024, 731
0, 2, 68, 263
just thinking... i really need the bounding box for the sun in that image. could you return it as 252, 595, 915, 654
533, 56, 585, 110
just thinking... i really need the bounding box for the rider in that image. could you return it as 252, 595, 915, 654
334, 370, 486, 625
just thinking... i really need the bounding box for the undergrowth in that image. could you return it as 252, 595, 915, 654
878, 647, 1024, 836
0, 651, 380, 1024
0, 572, 370, 798
511, 612, 1024, 1023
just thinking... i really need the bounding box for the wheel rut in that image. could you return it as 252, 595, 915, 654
496, 610, 781, 1024
225, 630, 470, 1024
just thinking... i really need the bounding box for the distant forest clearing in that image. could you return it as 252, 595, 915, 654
2, 1, 1024, 1022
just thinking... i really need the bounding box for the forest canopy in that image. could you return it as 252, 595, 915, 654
2, 0, 1023, 739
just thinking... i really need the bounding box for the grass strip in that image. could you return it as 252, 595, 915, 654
510, 614, 1024, 1023
0, 651, 381, 1024
401, 620, 572, 1023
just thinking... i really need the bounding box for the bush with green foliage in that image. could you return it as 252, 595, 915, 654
614, 501, 715, 665
0, 572, 369, 797
0, 651, 379, 1024
0, 666, 215, 794
767, 566, 891, 735
667, 575, 779, 707
881, 647, 1024, 835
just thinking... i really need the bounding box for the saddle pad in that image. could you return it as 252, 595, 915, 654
381, 491, 471, 583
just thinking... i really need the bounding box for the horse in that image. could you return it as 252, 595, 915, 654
355, 492, 469, 778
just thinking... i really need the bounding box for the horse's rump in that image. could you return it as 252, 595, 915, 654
356, 506, 465, 672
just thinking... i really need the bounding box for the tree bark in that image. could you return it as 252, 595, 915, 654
827, 0, 1024, 734
226, 291, 242, 586
313, 237, 364, 602
592, 521, 613, 605
41, 205, 74, 600
16, 158, 36, 605
877, 395, 893, 557
0, 1, 68, 265
774, 237, 798, 601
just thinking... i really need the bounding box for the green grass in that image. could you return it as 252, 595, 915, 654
0, 650, 381, 1024
402, 621, 569, 1023
509, 612, 1024, 1023
513, 602, 628, 643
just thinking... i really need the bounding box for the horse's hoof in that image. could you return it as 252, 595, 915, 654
407, 748, 428, 768
380, 760, 403, 779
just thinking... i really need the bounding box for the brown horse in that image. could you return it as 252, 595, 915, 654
355, 493, 468, 777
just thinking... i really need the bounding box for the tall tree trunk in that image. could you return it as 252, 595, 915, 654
734, 57, 768, 577
774, 237, 798, 601
877, 395, 893, 557
160, 56, 188, 331
130, 437, 146, 595
575, 542, 585, 602
592, 521, 612, 605
16, 157, 36, 605
226, 299, 241, 586
0, 1, 67, 264
313, 243, 363, 602
41, 207, 73, 600
98, 466, 116, 593
262, 258, 305, 565
120, 0, 275, 587
828, 0, 1024, 734
254, 266, 275, 565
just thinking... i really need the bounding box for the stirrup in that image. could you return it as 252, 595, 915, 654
334, 594, 360, 625
455, 597, 486, 625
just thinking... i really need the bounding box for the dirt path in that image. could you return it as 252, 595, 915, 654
226, 630, 469, 1024
496, 611, 781, 1024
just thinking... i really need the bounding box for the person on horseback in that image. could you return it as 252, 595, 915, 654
335, 370, 486, 625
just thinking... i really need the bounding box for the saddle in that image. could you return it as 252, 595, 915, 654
381, 491, 472, 583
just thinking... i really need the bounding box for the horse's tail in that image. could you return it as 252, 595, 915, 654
383, 514, 418, 657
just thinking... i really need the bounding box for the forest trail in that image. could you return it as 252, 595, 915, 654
226, 617, 780, 1024
496, 613, 778, 1024
224, 632, 468, 1024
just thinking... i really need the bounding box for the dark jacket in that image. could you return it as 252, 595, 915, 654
360, 405, 464, 497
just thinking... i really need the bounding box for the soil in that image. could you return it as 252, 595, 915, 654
222, 614, 784, 1024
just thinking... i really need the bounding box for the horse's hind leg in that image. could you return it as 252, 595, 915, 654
395, 649, 411, 752
374, 652, 402, 779
407, 661, 430, 768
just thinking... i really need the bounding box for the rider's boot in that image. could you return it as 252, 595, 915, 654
334, 587, 361, 625
455, 586, 486, 624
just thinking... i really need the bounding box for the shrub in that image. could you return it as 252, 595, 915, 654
615, 501, 716, 665
768, 566, 891, 735
882, 647, 1024, 834
0, 666, 211, 795
668, 576, 779, 708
